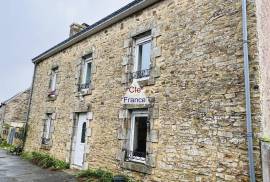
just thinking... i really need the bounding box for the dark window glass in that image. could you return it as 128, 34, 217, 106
81, 122, 87, 143
133, 116, 147, 158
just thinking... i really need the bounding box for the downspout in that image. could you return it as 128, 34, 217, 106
242, 0, 256, 181
22, 63, 37, 150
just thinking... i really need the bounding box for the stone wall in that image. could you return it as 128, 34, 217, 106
0, 104, 5, 136
25, 0, 262, 181
261, 142, 270, 182
3, 90, 30, 126
0, 89, 30, 143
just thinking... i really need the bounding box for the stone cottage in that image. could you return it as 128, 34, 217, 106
0, 89, 30, 145
24, 0, 270, 181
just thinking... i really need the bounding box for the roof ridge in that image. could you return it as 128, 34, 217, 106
2, 88, 30, 104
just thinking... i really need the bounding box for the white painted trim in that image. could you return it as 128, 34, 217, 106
44, 114, 52, 140
70, 112, 90, 169
129, 110, 148, 163
133, 35, 152, 81
50, 70, 57, 92
81, 57, 93, 85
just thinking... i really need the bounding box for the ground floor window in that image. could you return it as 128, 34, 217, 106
42, 113, 52, 145
126, 110, 148, 163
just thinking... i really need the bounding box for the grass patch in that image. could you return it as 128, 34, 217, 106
21, 151, 69, 170
76, 168, 135, 182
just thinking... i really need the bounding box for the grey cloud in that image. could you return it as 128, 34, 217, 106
0, 0, 133, 102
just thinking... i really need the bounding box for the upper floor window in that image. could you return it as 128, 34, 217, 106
133, 34, 152, 80
79, 54, 92, 91
48, 67, 58, 97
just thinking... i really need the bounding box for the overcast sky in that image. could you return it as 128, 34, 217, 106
0, 0, 132, 102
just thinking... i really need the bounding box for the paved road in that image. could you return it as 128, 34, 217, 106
0, 149, 77, 182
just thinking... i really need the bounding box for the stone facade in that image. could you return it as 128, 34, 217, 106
0, 89, 30, 144
24, 0, 267, 181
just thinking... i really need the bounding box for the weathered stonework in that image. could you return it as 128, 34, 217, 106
0, 89, 30, 144
24, 0, 266, 181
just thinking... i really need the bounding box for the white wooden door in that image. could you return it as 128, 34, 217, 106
73, 113, 87, 167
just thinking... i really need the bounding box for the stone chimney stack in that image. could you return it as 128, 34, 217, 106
69, 23, 89, 37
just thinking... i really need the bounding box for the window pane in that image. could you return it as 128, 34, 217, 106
138, 41, 151, 71
50, 71, 57, 91
45, 114, 52, 139
81, 122, 86, 143
85, 62, 92, 84
133, 116, 147, 157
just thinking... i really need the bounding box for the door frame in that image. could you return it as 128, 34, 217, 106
129, 110, 148, 163
70, 112, 90, 170
7, 127, 16, 145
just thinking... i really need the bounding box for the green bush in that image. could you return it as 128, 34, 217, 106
76, 168, 136, 182
53, 159, 70, 169
21, 151, 69, 170
76, 168, 113, 182
21, 152, 33, 160
0, 140, 14, 149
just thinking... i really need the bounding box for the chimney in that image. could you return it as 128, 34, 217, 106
69, 23, 89, 37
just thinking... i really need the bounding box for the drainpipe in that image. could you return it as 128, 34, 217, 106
242, 0, 256, 181
22, 63, 37, 150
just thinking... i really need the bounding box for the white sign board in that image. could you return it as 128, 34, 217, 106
122, 80, 149, 105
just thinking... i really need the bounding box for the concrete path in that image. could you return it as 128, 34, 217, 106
0, 149, 77, 182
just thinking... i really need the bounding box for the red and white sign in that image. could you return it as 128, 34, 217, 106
122, 81, 149, 105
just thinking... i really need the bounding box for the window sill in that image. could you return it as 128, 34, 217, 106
126, 158, 146, 164
131, 77, 155, 87
46, 95, 57, 101
133, 77, 149, 82
40, 144, 52, 150
121, 161, 151, 174
76, 87, 93, 97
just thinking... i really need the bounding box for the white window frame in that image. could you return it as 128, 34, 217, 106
81, 56, 93, 90
44, 115, 52, 139
50, 70, 57, 92
133, 35, 152, 81
42, 113, 52, 145
129, 110, 148, 163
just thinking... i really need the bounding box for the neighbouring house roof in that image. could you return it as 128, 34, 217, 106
32, 0, 161, 64
1, 88, 30, 105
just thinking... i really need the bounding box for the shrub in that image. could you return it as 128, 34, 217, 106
0, 140, 10, 147
53, 159, 70, 169
76, 168, 113, 182
21, 152, 33, 160
0, 140, 14, 150
21, 151, 69, 170
76, 168, 136, 182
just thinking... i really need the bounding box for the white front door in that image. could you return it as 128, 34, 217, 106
73, 113, 87, 167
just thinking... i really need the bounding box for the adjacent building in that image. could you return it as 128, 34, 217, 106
23, 0, 270, 181
0, 89, 30, 145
